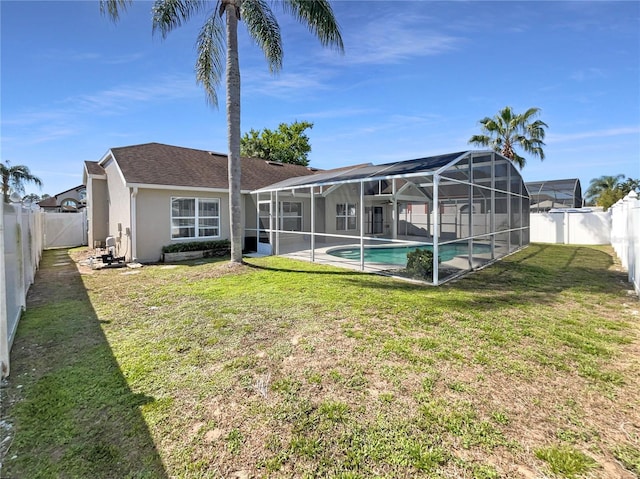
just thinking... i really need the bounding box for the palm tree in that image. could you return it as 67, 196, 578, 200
1, 161, 43, 203
469, 106, 548, 169
101, 0, 343, 263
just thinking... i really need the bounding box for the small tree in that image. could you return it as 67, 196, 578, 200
587, 175, 640, 210
22, 193, 44, 204
241, 121, 313, 166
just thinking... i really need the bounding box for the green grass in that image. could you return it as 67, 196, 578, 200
2, 244, 639, 478
535, 445, 597, 478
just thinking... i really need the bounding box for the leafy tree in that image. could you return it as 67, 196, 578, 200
102, 0, 343, 263
586, 174, 640, 210
22, 193, 44, 204
241, 120, 313, 166
1, 161, 43, 203
469, 106, 548, 169
585, 174, 624, 204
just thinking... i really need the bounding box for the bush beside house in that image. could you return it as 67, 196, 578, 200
161, 240, 231, 262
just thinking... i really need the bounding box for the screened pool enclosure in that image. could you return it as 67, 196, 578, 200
250, 151, 530, 285
526, 178, 583, 212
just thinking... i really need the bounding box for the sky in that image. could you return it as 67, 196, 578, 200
1, 0, 639, 199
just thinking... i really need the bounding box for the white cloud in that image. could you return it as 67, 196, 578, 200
570, 68, 607, 82
1, 75, 201, 145
243, 69, 332, 99
547, 126, 640, 143
70, 75, 199, 113
299, 107, 379, 120
334, 14, 463, 65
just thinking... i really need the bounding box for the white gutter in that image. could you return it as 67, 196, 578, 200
125, 182, 251, 194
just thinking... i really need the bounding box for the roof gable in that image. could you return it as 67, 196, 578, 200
84, 161, 105, 177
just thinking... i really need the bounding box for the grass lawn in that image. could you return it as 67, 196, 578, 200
2, 244, 639, 478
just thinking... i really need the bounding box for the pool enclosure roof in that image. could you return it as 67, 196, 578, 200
254, 151, 470, 192
526, 178, 583, 210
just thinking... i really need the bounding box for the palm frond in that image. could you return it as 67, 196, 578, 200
152, 0, 209, 38
241, 0, 283, 73
521, 106, 542, 121
468, 134, 490, 148
281, 0, 344, 52
99, 0, 132, 21
195, 12, 225, 107
509, 151, 526, 169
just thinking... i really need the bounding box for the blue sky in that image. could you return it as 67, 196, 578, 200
1, 0, 639, 198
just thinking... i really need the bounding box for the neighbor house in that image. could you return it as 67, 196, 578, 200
83, 142, 317, 263
37, 185, 86, 212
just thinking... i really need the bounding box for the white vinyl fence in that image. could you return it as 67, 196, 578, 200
610, 192, 640, 296
1, 205, 88, 377
1, 203, 44, 377
530, 210, 611, 245
44, 209, 87, 248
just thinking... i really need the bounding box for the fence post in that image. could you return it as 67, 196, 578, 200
0, 199, 9, 378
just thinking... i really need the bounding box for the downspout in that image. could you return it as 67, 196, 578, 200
131, 187, 138, 261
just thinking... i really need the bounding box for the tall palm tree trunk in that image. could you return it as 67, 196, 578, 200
225, 1, 242, 263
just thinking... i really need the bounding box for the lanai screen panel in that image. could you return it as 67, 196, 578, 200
252, 151, 530, 285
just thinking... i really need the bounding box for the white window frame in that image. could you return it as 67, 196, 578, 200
171, 197, 220, 240
280, 201, 303, 231
336, 202, 357, 231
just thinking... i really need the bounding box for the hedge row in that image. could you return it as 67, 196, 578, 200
161, 240, 231, 254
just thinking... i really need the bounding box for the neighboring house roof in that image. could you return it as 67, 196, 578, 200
100, 143, 317, 192
37, 184, 86, 208
37, 196, 57, 207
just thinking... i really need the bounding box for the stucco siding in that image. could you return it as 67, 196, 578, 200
104, 159, 132, 259
134, 188, 231, 263
88, 178, 109, 247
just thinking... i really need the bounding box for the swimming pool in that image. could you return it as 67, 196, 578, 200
327, 243, 491, 266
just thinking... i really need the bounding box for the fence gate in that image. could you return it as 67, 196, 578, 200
44, 210, 87, 248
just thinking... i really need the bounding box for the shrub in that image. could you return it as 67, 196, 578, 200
161, 240, 231, 255
406, 249, 436, 279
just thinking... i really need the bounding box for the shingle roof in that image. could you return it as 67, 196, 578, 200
84, 161, 105, 176
105, 143, 316, 191
37, 196, 57, 207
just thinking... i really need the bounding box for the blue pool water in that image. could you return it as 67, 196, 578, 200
328, 243, 491, 266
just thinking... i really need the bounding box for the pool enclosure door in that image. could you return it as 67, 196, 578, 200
257, 200, 272, 255
365, 206, 384, 235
